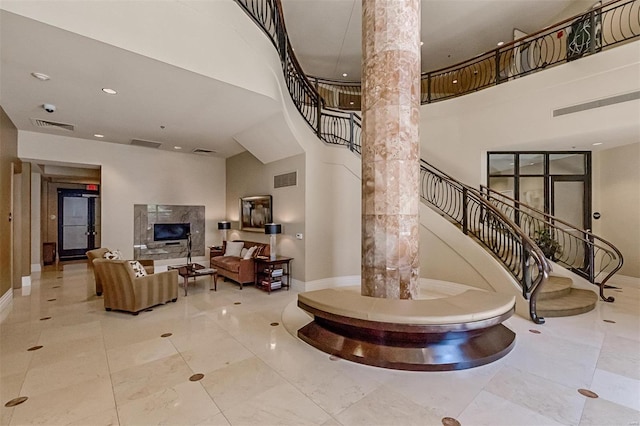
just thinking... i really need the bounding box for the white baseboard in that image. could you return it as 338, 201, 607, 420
31, 263, 41, 272
303, 275, 361, 292
21, 276, 31, 287
0, 288, 13, 321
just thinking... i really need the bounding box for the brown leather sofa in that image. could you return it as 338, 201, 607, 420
210, 240, 270, 289
93, 259, 178, 315
86, 248, 154, 296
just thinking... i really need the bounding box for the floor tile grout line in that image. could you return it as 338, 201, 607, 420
99, 311, 123, 426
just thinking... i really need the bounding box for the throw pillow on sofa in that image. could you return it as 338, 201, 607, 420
243, 246, 257, 259
129, 261, 148, 277
224, 241, 244, 257
104, 250, 122, 260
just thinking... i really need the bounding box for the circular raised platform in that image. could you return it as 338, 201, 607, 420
286, 280, 516, 371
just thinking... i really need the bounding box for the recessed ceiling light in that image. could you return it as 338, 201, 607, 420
497, 41, 505, 46
102, 88, 117, 95
593, 142, 603, 146
94, 134, 104, 138
452, 79, 458, 84
342, 73, 348, 77
420, 41, 424, 46
174, 146, 182, 150
31, 72, 50, 81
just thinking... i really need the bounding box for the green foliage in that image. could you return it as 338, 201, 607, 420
534, 229, 562, 261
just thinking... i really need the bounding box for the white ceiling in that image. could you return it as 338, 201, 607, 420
281, 0, 592, 80
0, 1, 594, 159
0, 10, 279, 158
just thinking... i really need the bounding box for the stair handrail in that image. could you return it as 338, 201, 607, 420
479, 185, 623, 302
307, 0, 639, 108
420, 160, 550, 323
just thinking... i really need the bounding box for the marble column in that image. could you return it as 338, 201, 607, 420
361, 0, 421, 299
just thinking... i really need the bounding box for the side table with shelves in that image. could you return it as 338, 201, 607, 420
254, 256, 293, 294
209, 246, 224, 266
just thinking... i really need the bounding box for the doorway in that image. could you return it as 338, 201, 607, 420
57, 189, 100, 260
487, 151, 592, 230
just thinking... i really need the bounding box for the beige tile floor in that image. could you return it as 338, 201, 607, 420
1, 263, 638, 426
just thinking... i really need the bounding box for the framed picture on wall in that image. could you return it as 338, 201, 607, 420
239, 195, 272, 232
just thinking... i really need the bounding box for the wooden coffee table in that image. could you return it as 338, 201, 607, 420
168, 263, 217, 296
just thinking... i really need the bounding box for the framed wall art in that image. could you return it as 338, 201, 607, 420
239, 195, 272, 232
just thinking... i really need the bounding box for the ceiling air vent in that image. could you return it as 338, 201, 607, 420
130, 139, 162, 149
30, 118, 74, 131
192, 148, 215, 155
274, 171, 297, 188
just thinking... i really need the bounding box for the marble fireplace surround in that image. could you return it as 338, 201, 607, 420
134, 204, 205, 261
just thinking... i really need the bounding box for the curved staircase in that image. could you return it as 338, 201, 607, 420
233, 0, 625, 323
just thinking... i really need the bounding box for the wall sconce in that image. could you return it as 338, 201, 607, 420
264, 223, 282, 261
218, 221, 231, 242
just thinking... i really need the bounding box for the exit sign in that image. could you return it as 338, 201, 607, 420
86, 184, 98, 191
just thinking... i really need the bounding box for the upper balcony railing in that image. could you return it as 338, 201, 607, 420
312, 0, 640, 109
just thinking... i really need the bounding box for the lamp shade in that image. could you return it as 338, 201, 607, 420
264, 223, 282, 235
218, 221, 231, 230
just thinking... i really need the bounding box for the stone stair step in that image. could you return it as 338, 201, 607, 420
537, 288, 598, 317
538, 276, 573, 300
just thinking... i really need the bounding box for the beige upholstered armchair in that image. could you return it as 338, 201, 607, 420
93, 259, 178, 315
86, 248, 154, 296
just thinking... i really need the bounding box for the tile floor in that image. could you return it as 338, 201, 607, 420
1, 263, 638, 425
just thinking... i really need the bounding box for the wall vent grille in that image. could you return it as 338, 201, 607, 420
30, 118, 74, 131
193, 148, 215, 155
553, 91, 640, 117
130, 139, 162, 149
274, 171, 297, 188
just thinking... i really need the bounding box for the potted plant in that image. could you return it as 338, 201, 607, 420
533, 229, 562, 261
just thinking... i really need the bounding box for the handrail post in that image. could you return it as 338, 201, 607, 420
495, 49, 501, 85
522, 241, 531, 298
462, 188, 469, 235
314, 77, 322, 138
349, 112, 355, 152
589, 9, 596, 54
587, 232, 595, 283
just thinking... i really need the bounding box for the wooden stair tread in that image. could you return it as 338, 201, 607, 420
537, 288, 597, 317
538, 276, 573, 300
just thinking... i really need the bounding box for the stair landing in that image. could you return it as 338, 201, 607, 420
537, 276, 597, 317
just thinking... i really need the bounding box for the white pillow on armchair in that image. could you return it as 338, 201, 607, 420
224, 241, 244, 257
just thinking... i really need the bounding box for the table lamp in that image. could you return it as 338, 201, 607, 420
264, 223, 282, 261
218, 221, 231, 243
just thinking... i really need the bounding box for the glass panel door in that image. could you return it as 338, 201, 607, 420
58, 189, 99, 260
62, 197, 89, 251
552, 177, 587, 270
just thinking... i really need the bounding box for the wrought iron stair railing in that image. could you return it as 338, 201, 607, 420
420, 161, 550, 323
479, 185, 623, 302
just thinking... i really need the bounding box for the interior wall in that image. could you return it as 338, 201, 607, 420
20, 162, 30, 277
12, 167, 21, 288
0, 106, 18, 296
225, 151, 305, 282
18, 131, 226, 259
421, 41, 640, 186
30, 170, 40, 269
592, 142, 640, 278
